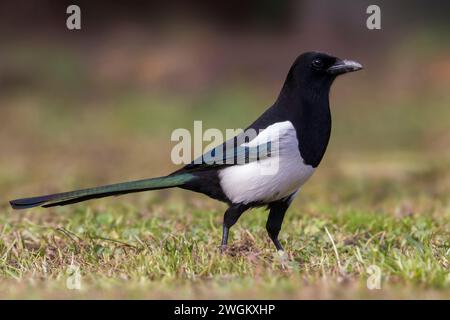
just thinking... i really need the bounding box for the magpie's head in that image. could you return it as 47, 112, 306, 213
287, 52, 363, 90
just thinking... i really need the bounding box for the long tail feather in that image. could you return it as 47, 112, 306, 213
9, 173, 194, 210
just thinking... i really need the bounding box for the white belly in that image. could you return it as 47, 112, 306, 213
218, 121, 315, 204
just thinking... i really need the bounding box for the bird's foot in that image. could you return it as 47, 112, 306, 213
271, 238, 284, 252
219, 245, 229, 254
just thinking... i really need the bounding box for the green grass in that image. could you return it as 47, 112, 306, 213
0, 195, 448, 299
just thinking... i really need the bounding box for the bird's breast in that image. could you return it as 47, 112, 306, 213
218, 121, 315, 204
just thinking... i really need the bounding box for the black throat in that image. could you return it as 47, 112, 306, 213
249, 71, 333, 169
280, 77, 332, 168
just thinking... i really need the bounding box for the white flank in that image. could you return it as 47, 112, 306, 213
219, 121, 315, 204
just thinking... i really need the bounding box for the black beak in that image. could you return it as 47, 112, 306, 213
327, 59, 363, 75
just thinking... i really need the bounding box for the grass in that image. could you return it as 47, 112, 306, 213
0, 195, 448, 299
0, 46, 449, 299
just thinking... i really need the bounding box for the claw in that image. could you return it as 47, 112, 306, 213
219, 245, 228, 254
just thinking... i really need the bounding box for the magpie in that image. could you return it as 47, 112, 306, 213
10, 52, 362, 251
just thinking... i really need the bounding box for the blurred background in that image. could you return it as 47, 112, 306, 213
0, 0, 449, 299
0, 0, 449, 206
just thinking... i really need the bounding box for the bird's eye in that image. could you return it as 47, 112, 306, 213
312, 58, 324, 69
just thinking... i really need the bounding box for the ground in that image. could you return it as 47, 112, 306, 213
0, 44, 449, 299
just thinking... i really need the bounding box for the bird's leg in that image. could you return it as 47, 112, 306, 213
221, 204, 248, 251
266, 196, 294, 251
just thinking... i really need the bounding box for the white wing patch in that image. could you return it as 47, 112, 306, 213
218, 121, 315, 204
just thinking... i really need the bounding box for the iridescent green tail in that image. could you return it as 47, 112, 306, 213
10, 173, 194, 209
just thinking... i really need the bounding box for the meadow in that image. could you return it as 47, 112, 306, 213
0, 42, 449, 299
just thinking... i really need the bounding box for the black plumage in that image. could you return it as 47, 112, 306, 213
10, 51, 362, 251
